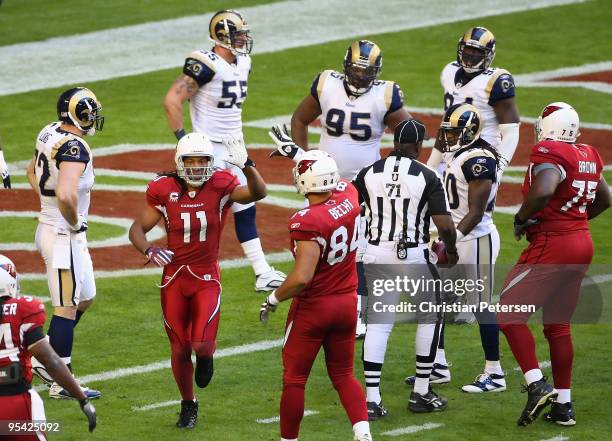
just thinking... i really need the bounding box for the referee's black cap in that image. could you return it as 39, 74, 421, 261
394, 119, 427, 145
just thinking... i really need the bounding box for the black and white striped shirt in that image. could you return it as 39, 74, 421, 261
353, 153, 450, 246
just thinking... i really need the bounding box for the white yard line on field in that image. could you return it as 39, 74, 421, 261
382, 423, 444, 436
20, 250, 293, 281
132, 400, 181, 412
0, 211, 164, 251
538, 436, 569, 441
35, 338, 284, 392
256, 409, 319, 424
0, 0, 584, 96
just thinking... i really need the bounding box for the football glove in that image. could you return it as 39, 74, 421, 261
259, 291, 280, 324
513, 215, 539, 241
145, 247, 174, 267
268, 124, 305, 161
0, 150, 10, 189
79, 398, 97, 432
69, 216, 88, 233
222, 134, 249, 169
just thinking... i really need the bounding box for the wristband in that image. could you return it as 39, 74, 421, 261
268, 290, 280, 306
514, 214, 526, 226
244, 158, 256, 168
174, 129, 186, 141
144, 247, 151, 256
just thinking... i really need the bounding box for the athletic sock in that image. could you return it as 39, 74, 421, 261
47, 315, 75, 366
363, 360, 382, 403
280, 384, 305, 440
241, 237, 272, 276
556, 389, 571, 404
415, 323, 441, 395
170, 346, 195, 401
353, 420, 371, 439
500, 324, 540, 376
485, 360, 503, 375
524, 368, 544, 385
434, 349, 448, 366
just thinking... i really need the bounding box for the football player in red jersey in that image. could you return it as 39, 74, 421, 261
129, 133, 266, 429
260, 150, 372, 441
497, 103, 610, 427
0, 255, 96, 440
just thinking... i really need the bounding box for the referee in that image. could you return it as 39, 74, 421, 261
352, 119, 458, 417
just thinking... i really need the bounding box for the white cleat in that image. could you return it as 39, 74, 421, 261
461, 372, 506, 393
255, 267, 286, 291
49, 381, 102, 400
354, 434, 373, 441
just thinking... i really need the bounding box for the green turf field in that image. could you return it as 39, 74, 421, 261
3, 0, 612, 440
0, 217, 125, 243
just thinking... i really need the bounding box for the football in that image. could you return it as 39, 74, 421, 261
431, 239, 448, 264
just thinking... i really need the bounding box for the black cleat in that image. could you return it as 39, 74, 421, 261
408, 389, 448, 413
367, 401, 389, 421
517, 377, 557, 426
195, 356, 214, 388
544, 402, 576, 426
176, 400, 198, 429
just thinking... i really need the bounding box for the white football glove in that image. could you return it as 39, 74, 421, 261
69, 215, 88, 233
0, 150, 10, 189
268, 124, 305, 162
259, 291, 280, 324
222, 134, 248, 169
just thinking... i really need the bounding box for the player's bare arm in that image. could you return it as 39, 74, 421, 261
29, 339, 87, 401
493, 97, 520, 124
587, 176, 611, 220
129, 204, 163, 255
56, 161, 86, 226
290, 94, 322, 149
456, 179, 493, 236
271, 240, 320, 302
383, 107, 412, 131
431, 214, 458, 265
163, 74, 199, 136
229, 166, 267, 204
29, 338, 97, 431
26, 157, 39, 194
516, 168, 562, 222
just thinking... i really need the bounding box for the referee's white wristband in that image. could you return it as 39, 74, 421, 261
268, 291, 280, 306
456, 230, 465, 242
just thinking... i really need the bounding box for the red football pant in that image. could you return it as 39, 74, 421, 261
498, 231, 593, 389
161, 265, 221, 400
0, 390, 46, 440
280, 294, 367, 440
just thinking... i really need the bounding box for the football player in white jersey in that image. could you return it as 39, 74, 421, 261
427, 27, 520, 173
0, 135, 10, 188
407, 104, 507, 393
271, 40, 411, 338
25, 87, 102, 400
163, 9, 285, 292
